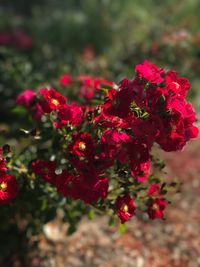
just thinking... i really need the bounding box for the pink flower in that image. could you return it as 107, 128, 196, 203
59, 74, 72, 87
16, 89, 36, 108
135, 60, 164, 84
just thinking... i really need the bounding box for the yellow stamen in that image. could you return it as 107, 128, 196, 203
152, 203, 159, 211
51, 99, 59, 106
0, 182, 8, 191
121, 203, 129, 213
78, 142, 86, 151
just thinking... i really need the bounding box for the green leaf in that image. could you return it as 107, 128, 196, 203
11, 106, 27, 114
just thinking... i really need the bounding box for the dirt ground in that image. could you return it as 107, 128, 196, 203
8, 138, 200, 267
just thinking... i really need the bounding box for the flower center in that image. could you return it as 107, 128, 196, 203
78, 142, 86, 151
0, 182, 8, 191
112, 98, 120, 108
43, 167, 49, 174
51, 99, 59, 106
121, 203, 129, 213
152, 203, 159, 211
171, 123, 177, 131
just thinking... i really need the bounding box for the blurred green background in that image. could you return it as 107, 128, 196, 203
1, 0, 200, 113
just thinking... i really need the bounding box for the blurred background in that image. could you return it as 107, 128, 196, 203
0, 0, 200, 266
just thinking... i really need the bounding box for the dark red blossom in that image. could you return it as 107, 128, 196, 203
130, 160, 150, 182
101, 129, 131, 161
0, 32, 13, 46
72, 176, 108, 204
55, 170, 75, 197
116, 195, 136, 223
32, 160, 57, 184
0, 31, 32, 49
56, 160, 109, 204
13, 30, 32, 49
147, 198, 167, 219
69, 132, 94, 158
54, 103, 82, 128
31, 103, 44, 121
102, 88, 134, 118
0, 173, 18, 205
127, 138, 151, 164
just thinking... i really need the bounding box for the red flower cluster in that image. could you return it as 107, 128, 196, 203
77, 75, 114, 102
16, 87, 83, 127
32, 159, 108, 204
0, 148, 18, 205
0, 30, 32, 49
17, 60, 198, 223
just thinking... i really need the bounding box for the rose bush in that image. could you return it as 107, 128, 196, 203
1, 61, 198, 231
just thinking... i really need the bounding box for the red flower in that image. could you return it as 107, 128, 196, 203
54, 103, 82, 128
116, 195, 136, 223
0, 173, 18, 205
127, 138, 151, 164
101, 129, 131, 161
55, 160, 108, 204
69, 132, 94, 158
59, 74, 72, 87
156, 97, 199, 151
147, 198, 167, 219
16, 89, 36, 108
72, 176, 108, 204
55, 170, 75, 197
165, 71, 190, 97
102, 88, 134, 118
32, 160, 57, 184
147, 184, 161, 196
135, 60, 164, 84
77, 75, 115, 102
39, 88, 67, 113
77, 75, 100, 101
31, 103, 45, 121
131, 160, 150, 182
